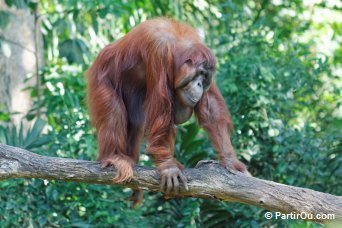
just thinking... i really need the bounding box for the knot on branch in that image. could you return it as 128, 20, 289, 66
195, 160, 237, 175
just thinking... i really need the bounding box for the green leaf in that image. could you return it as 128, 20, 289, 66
59, 39, 90, 64
0, 10, 14, 29
23, 118, 46, 148
259, 65, 275, 82
181, 123, 200, 151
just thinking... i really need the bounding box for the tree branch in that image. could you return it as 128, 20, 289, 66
0, 144, 341, 223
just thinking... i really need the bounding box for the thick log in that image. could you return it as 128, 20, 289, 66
0, 144, 341, 223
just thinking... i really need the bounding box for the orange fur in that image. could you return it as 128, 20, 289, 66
101, 155, 135, 182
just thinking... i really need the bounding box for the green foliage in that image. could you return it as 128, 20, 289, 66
0, 0, 341, 227
3, 0, 37, 11
0, 118, 53, 152
58, 39, 90, 64
0, 10, 14, 29
176, 122, 214, 167
0, 107, 10, 122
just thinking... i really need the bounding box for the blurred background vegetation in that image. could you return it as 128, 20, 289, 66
0, 0, 341, 227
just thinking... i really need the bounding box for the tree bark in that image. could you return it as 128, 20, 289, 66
0, 144, 341, 223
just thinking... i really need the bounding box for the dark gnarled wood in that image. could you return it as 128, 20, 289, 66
0, 144, 341, 223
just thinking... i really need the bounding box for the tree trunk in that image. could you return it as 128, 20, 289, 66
0, 2, 43, 127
